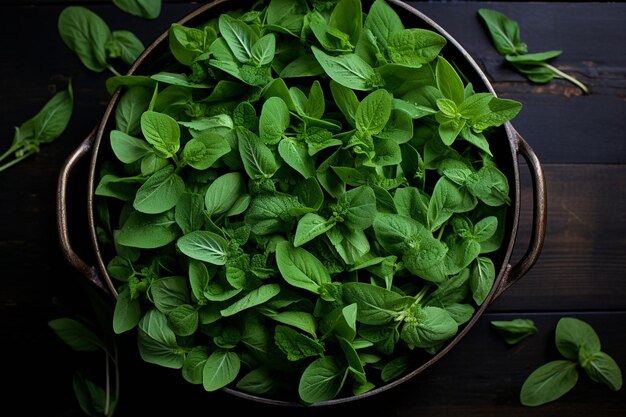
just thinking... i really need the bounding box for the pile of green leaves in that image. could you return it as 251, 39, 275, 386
478, 8, 588, 94
521, 317, 622, 406
95, 0, 521, 404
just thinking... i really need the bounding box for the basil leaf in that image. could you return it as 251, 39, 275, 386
555, 317, 601, 360
312, 46, 381, 91
203, 350, 241, 391
137, 309, 184, 369
520, 360, 578, 407
177, 231, 229, 265
113, 0, 161, 19
58, 6, 111, 72
298, 356, 345, 404
490, 318, 538, 345
276, 241, 331, 294
581, 351, 623, 392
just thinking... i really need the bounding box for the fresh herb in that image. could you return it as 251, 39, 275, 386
58, 6, 145, 76
520, 317, 622, 406
478, 8, 589, 94
49, 291, 119, 417
491, 318, 537, 344
113, 0, 162, 19
96, 0, 521, 404
0, 82, 73, 173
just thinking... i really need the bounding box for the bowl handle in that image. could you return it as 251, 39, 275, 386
56, 129, 113, 297
493, 125, 547, 300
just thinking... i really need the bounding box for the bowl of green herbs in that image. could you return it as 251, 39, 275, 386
57, 0, 546, 406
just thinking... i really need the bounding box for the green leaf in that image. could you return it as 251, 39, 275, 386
140, 111, 181, 158
294, 213, 336, 247
137, 309, 184, 369
58, 6, 111, 72
555, 317, 601, 360
387, 29, 446, 67
274, 325, 324, 361
505, 50, 562, 64
470, 256, 495, 305
205, 172, 247, 217
113, 0, 161, 19
401, 306, 458, 349
72, 373, 107, 417
219, 14, 258, 63
117, 210, 180, 249
181, 133, 230, 170
150, 276, 190, 314
466, 165, 511, 207
113, 286, 141, 334
236, 368, 277, 394
237, 128, 281, 179
312, 46, 380, 91
364, 0, 404, 48
251, 34, 276, 66
298, 356, 345, 403
244, 194, 301, 235
133, 166, 184, 214
276, 241, 331, 293
341, 185, 377, 230
182, 347, 209, 385
115, 87, 151, 135
177, 231, 229, 265
220, 284, 281, 317
168, 304, 199, 336
260, 309, 318, 338
203, 349, 241, 391
278, 138, 316, 178
428, 177, 477, 232
490, 319, 538, 345
582, 351, 623, 391
381, 356, 409, 383
520, 360, 578, 406
436, 56, 465, 105
330, 80, 359, 127
175, 192, 205, 234
259, 96, 290, 145
48, 318, 105, 352
342, 282, 413, 325
477, 8, 528, 56
108, 30, 145, 65
355, 89, 393, 135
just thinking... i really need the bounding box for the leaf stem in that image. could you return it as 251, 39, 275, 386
106, 64, 123, 77
0, 142, 21, 164
0, 151, 34, 174
541, 63, 589, 94
104, 351, 111, 417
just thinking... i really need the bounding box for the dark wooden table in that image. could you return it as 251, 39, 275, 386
1, 1, 625, 416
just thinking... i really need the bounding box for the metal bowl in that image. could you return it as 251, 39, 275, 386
57, 0, 546, 407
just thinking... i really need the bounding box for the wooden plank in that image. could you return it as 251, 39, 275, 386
492, 163, 626, 312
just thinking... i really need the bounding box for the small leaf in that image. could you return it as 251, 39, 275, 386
520, 360, 578, 406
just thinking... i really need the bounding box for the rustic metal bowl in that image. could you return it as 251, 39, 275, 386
56, 0, 546, 407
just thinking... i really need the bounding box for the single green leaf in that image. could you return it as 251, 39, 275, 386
220, 284, 281, 317
298, 356, 345, 403
520, 360, 578, 407
113, 286, 141, 334
113, 0, 161, 19
312, 46, 380, 91
490, 318, 538, 345
275, 241, 331, 293
48, 318, 105, 352
177, 231, 229, 265
58, 6, 111, 72
133, 165, 184, 214
137, 309, 184, 369
477, 8, 528, 55
203, 349, 241, 391
582, 351, 623, 391
555, 317, 601, 360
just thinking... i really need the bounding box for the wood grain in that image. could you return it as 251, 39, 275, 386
0, 2, 624, 416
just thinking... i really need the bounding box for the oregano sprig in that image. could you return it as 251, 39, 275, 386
520, 317, 622, 406
478, 8, 589, 94
0, 82, 73, 174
